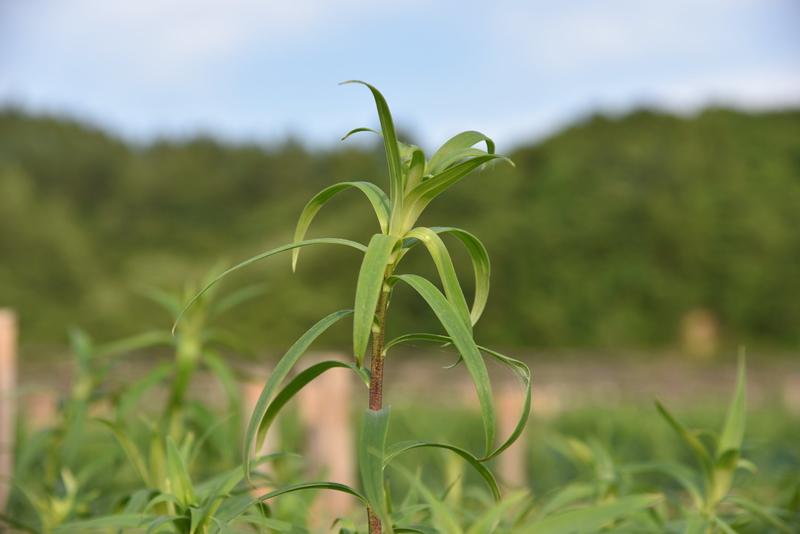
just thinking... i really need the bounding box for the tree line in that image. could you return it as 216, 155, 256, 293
1, 106, 798, 354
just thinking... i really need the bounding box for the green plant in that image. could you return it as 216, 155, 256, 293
175, 81, 532, 533
630, 354, 794, 532
134, 273, 264, 450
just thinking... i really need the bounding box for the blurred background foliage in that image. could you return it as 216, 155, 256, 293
1, 106, 798, 355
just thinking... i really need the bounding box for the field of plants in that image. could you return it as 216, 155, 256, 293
2, 84, 799, 533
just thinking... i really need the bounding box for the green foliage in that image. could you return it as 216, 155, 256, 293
2, 107, 799, 351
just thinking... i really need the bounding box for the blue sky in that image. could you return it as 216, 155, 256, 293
1, 0, 798, 151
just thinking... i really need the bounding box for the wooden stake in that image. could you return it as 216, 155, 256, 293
298, 353, 355, 526
497, 382, 528, 488
0, 310, 17, 511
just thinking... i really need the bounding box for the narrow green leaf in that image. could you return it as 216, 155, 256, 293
243, 309, 353, 479
255, 481, 367, 507
725, 496, 793, 533
429, 148, 494, 177
190, 465, 246, 534
654, 400, 713, 477
96, 419, 151, 487
116, 363, 172, 419
202, 350, 243, 439
209, 283, 267, 318
625, 462, 703, 509
404, 154, 512, 225
292, 182, 391, 270
96, 330, 175, 359
393, 467, 461, 534
427, 130, 495, 175
259, 360, 369, 446
53, 514, 148, 532
711, 516, 737, 534
145, 515, 184, 534
466, 491, 528, 534
341, 81, 404, 205
384, 332, 452, 354
359, 407, 392, 532
353, 234, 397, 365
717, 353, 746, 459
404, 227, 471, 330
384, 332, 529, 460
341, 126, 381, 141
432, 227, 491, 325
166, 437, 196, 507
138, 286, 182, 317
390, 275, 495, 455
524, 494, 662, 534
172, 238, 365, 334
535, 483, 596, 518
477, 345, 531, 460
384, 440, 500, 501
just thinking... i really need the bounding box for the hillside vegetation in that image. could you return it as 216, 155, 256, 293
1, 107, 798, 352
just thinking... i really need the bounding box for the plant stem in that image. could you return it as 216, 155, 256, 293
367, 279, 389, 533
368, 287, 388, 411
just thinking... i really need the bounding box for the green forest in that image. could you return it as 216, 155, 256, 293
1, 106, 798, 354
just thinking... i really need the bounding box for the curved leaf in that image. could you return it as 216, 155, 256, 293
95, 419, 151, 487
354, 234, 397, 365
427, 130, 495, 175
655, 400, 712, 478
341, 81, 404, 206
54, 514, 149, 533
202, 350, 243, 438
725, 495, 793, 533
432, 227, 491, 325
466, 491, 528, 534
256, 481, 368, 506
535, 483, 596, 519
385, 440, 500, 501
383, 332, 530, 460
341, 126, 381, 141
116, 363, 172, 419
625, 462, 703, 509
292, 182, 390, 270
390, 275, 495, 455
209, 283, 267, 318
96, 330, 175, 359
258, 360, 369, 446
394, 467, 461, 534
404, 227, 471, 330
243, 309, 353, 479
524, 494, 662, 534
172, 238, 365, 334
404, 154, 512, 225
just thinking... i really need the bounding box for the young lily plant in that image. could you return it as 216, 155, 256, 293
176, 81, 530, 533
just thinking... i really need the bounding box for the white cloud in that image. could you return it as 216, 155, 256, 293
6, 0, 412, 86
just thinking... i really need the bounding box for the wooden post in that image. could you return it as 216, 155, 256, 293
298, 353, 355, 526
496, 382, 528, 488
26, 390, 57, 431
0, 310, 17, 511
